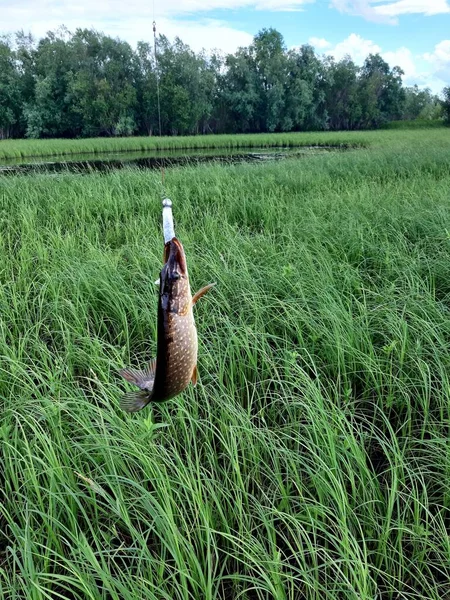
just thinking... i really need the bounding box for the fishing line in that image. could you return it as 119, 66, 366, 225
153, 20, 162, 139
153, 17, 166, 196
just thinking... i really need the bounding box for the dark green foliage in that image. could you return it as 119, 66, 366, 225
442, 86, 450, 124
66, 30, 138, 137
403, 85, 443, 121
0, 36, 22, 139
326, 56, 362, 130
0, 26, 446, 139
357, 54, 405, 128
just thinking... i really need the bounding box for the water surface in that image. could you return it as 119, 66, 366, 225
0, 145, 346, 175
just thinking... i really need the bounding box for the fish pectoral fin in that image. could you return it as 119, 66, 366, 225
192, 283, 216, 306
191, 364, 198, 386
146, 358, 157, 379
120, 391, 150, 413
119, 358, 156, 391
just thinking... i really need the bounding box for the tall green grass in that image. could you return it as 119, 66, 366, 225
0, 126, 446, 161
0, 130, 449, 598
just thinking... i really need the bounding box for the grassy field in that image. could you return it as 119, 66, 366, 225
0, 125, 446, 161
0, 130, 449, 599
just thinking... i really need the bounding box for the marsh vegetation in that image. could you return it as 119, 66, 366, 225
0, 129, 449, 598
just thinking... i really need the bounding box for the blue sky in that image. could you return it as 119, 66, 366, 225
1, 0, 449, 93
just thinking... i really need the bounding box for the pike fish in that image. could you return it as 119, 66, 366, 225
119, 237, 214, 412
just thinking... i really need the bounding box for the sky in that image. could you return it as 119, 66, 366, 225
0, 0, 449, 94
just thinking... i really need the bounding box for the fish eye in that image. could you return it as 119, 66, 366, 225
172, 272, 181, 281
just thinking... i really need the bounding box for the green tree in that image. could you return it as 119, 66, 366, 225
288, 45, 329, 130
11, 31, 37, 136
0, 37, 22, 138
135, 41, 160, 135
284, 51, 313, 131
403, 85, 443, 121
223, 29, 297, 133
404, 85, 428, 119
222, 48, 260, 132
250, 28, 288, 132
0, 25, 431, 139
326, 56, 361, 130
23, 28, 76, 137
442, 87, 450, 125
358, 54, 405, 128
155, 36, 215, 135
66, 29, 138, 137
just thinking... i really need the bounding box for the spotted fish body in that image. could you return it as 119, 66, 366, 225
119, 237, 213, 412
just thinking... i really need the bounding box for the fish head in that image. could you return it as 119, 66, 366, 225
160, 238, 190, 307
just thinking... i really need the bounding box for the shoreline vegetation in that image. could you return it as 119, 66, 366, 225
1, 128, 450, 598
0, 123, 445, 161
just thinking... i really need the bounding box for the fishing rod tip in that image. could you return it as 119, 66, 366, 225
162, 198, 172, 208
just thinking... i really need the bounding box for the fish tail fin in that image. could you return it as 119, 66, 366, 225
192, 283, 216, 305
119, 359, 156, 412
119, 359, 156, 390
120, 391, 150, 413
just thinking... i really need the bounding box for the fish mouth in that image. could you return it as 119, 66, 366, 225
165, 237, 187, 278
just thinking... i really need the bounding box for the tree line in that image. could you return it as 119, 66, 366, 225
0, 27, 446, 139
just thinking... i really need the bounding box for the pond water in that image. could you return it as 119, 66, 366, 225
0, 145, 346, 175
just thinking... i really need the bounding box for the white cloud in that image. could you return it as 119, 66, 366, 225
308, 36, 331, 49
0, 0, 314, 25
374, 0, 450, 16
424, 40, 450, 85
330, 0, 397, 24
383, 47, 416, 81
326, 35, 419, 85
330, 33, 381, 63
0, 0, 316, 54
307, 33, 444, 93
424, 40, 450, 67
330, 0, 450, 23
117, 18, 253, 54
0, 1, 256, 54
254, 0, 310, 9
